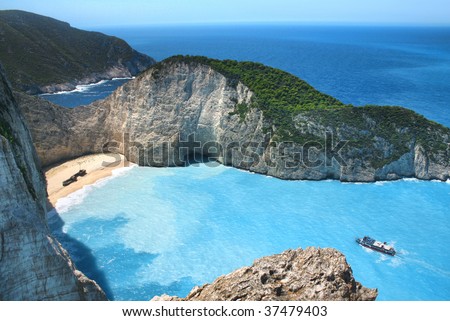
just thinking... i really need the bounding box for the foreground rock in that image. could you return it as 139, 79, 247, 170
18, 57, 450, 181
153, 248, 378, 301
0, 65, 106, 300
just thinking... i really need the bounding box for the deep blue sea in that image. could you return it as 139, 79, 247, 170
44, 25, 450, 301
43, 25, 450, 127
40, 78, 130, 108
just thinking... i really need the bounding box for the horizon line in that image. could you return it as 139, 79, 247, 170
1, 9, 449, 29
82, 20, 450, 29
79, 21, 450, 31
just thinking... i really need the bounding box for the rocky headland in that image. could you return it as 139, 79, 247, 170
153, 247, 378, 301
18, 56, 450, 182
0, 10, 155, 94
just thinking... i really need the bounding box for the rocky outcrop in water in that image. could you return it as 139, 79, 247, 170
153, 248, 378, 301
0, 65, 106, 300
18, 57, 450, 182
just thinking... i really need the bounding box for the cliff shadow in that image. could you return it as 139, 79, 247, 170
48, 211, 159, 300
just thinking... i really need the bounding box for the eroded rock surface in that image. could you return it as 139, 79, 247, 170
0, 65, 106, 300
18, 58, 450, 182
153, 248, 378, 301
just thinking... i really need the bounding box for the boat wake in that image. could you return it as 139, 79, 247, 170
403, 257, 450, 279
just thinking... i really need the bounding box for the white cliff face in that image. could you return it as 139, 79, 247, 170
0, 66, 105, 300
17, 61, 261, 167
98, 62, 259, 166
18, 59, 450, 181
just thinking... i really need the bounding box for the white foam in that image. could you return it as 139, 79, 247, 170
376, 254, 389, 263
388, 256, 404, 267
193, 163, 229, 179
72, 80, 108, 93
54, 164, 137, 213
406, 257, 450, 278
237, 168, 255, 174
55, 184, 96, 213
111, 77, 134, 81
403, 178, 449, 184
342, 181, 367, 185
40, 79, 111, 96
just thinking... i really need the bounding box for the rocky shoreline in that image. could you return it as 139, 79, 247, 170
17, 58, 450, 182
36, 68, 136, 95
0, 10, 156, 95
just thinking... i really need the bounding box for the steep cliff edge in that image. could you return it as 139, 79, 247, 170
0, 65, 106, 300
0, 10, 155, 94
18, 56, 450, 182
153, 248, 378, 301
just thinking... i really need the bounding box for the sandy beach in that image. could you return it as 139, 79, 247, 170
45, 153, 133, 206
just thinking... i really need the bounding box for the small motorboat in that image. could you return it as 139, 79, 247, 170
356, 236, 396, 256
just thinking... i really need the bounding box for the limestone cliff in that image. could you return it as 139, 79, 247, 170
153, 248, 378, 301
0, 65, 106, 300
18, 57, 450, 182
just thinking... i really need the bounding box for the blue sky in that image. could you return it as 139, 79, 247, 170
0, 0, 449, 27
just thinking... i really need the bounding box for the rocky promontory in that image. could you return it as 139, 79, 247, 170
153, 248, 378, 301
18, 56, 450, 182
0, 65, 106, 300
0, 10, 155, 94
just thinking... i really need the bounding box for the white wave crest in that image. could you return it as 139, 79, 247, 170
54, 185, 93, 213
111, 77, 134, 81
40, 79, 111, 96
54, 164, 137, 213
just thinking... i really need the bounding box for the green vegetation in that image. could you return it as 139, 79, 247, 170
1, 113, 36, 199
299, 106, 450, 167
18, 164, 37, 200
159, 55, 345, 138
0, 10, 154, 93
228, 103, 250, 121
0, 118, 15, 143
155, 56, 449, 169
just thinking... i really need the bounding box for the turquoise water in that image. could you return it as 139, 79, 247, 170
49, 164, 450, 301
44, 25, 450, 301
